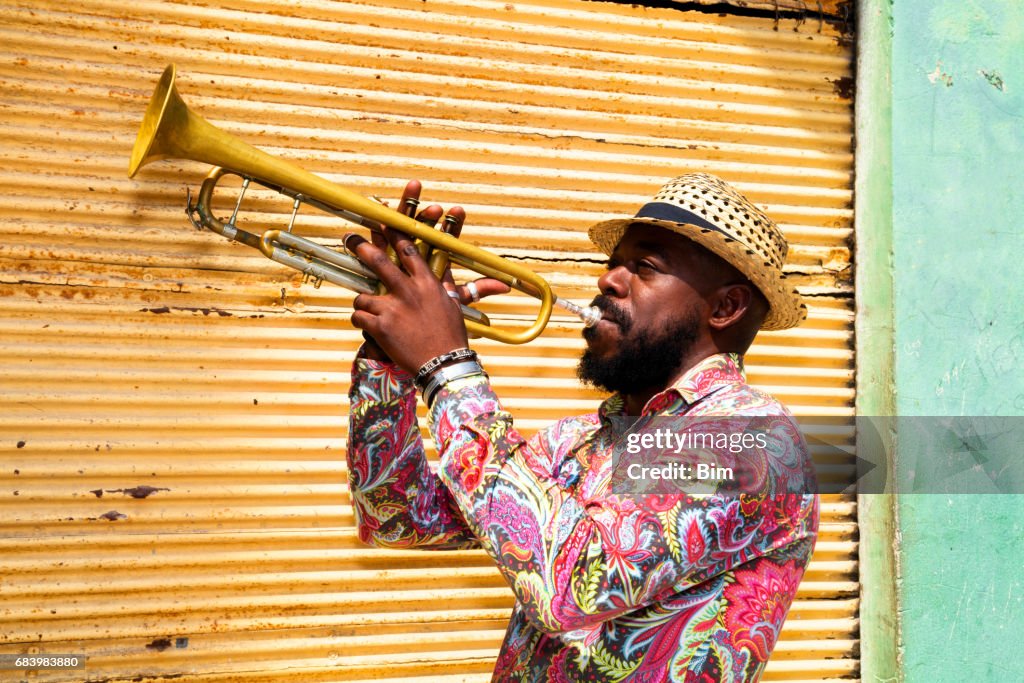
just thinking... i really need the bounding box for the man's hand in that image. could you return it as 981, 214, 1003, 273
347, 181, 508, 374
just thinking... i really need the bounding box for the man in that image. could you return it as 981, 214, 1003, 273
345, 173, 818, 681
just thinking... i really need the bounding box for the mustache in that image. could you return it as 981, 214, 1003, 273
589, 295, 632, 332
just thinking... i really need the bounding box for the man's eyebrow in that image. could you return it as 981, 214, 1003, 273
633, 240, 667, 252
631, 239, 681, 262
610, 237, 681, 265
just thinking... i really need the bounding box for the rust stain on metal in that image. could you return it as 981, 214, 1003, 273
140, 305, 233, 317
145, 637, 173, 652
106, 486, 170, 499
829, 76, 855, 99
94, 510, 127, 522
670, 0, 852, 28
90, 489, 104, 498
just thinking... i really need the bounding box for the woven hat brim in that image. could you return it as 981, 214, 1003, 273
588, 218, 806, 331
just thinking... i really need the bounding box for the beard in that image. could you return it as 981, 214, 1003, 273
577, 295, 700, 395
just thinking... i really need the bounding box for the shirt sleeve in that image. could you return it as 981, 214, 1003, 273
345, 352, 478, 549
428, 378, 818, 636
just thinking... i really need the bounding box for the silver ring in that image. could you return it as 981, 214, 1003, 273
446, 289, 460, 301
466, 281, 480, 303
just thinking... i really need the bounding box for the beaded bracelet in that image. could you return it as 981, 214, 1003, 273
414, 348, 477, 389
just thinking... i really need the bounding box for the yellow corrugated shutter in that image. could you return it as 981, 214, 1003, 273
0, 0, 855, 680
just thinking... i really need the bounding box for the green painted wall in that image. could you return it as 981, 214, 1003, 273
892, 1, 1024, 417
854, 0, 897, 680
880, 0, 1024, 680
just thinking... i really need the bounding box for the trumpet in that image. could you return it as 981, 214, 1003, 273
128, 64, 600, 344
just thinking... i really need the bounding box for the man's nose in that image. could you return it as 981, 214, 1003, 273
597, 264, 629, 298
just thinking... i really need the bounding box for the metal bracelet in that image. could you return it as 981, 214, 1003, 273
414, 348, 477, 389
421, 360, 487, 408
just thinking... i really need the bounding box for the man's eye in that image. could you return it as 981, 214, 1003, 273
638, 260, 657, 272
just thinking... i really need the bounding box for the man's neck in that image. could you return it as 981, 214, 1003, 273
621, 389, 658, 417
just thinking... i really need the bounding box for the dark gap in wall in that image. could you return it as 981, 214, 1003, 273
595, 1, 855, 35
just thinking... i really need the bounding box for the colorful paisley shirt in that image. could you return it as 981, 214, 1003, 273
347, 351, 818, 682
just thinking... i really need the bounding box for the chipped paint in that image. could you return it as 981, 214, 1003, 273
95, 511, 128, 522
830, 75, 856, 99
105, 486, 171, 499
145, 638, 173, 652
979, 69, 1006, 91
927, 61, 954, 87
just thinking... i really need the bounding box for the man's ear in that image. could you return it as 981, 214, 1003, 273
708, 284, 754, 331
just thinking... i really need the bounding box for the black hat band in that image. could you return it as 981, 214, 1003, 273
635, 201, 727, 237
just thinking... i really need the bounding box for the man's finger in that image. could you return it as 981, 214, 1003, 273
367, 180, 422, 250
344, 233, 410, 292
349, 309, 379, 337
398, 180, 422, 218
369, 228, 388, 250
436, 207, 467, 289
413, 203, 444, 229
435, 209, 465, 285
457, 277, 512, 304
384, 196, 444, 280
445, 206, 466, 239
352, 291, 388, 315
385, 226, 433, 280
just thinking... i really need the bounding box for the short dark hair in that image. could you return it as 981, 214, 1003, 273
686, 239, 769, 353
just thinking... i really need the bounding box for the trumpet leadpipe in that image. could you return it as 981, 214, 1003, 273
446, 251, 599, 327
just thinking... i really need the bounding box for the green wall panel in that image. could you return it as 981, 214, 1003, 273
889, 1, 1024, 680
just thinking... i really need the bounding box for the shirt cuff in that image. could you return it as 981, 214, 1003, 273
428, 374, 499, 445
351, 345, 415, 402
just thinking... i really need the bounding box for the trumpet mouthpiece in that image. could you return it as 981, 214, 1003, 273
554, 297, 601, 327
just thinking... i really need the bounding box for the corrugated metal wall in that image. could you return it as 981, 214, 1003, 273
0, 0, 856, 680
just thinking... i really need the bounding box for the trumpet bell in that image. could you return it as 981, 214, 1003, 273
129, 64, 181, 177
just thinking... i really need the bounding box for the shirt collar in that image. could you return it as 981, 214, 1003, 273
597, 352, 747, 419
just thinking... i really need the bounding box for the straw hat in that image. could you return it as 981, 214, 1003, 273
588, 173, 806, 331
